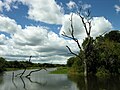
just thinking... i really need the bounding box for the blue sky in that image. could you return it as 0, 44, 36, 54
0, 0, 120, 63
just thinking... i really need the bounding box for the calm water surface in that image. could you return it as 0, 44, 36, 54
0, 68, 78, 90
0, 68, 120, 90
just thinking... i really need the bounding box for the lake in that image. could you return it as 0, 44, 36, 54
0, 68, 78, 90
0, 68, 120, 90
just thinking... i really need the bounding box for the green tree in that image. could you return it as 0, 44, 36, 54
68, 30, 120, 76
0, 57, 6, 72
105, 30, 120, 43
97, 39, 120, 74
67, 57, 76, 67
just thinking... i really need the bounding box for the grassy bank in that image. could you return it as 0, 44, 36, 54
50, 67, 68, 74
6, 67, 69, 74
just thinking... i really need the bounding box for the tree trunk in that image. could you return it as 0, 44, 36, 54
84, 59, 88, 90
84, 75, 88, 90
84, 59, 87, 77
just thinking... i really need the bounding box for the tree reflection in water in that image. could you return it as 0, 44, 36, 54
68, 75, 120, 90
27, 77, 47, 86
12, 73, 47, 90
0, 73, 4, 84
12, 73, 17, 89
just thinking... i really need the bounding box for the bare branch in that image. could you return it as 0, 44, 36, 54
66, 45, 81, 59
86, 9, 91, 18
29, 56, 32, 62
26, 67, 47, 77
101, 31, 108, 36
15, 68, 27, 77
88, 21, 92, 36
20, 68, 27, 77
80, 15, 89, 36
62, 33, 75, 40
70, 13, 74, 37
62, 14, 82, 50
26, 68, 42, 77
77, 8, 92, 37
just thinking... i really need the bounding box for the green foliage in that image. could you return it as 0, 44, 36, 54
50, 67, 68, 74
104, 30, 120, 43
67, 54, 84, 75
0, 57, 67, 72
0, 57, 7, 72
96, 66, 110, 78
71, 58, 84, 73
67, 57, 76, 67
67, 30, 120, 77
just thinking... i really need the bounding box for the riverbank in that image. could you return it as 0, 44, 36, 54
50, 67, 68, 74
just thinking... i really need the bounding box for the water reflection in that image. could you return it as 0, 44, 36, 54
0, 73, 3, 84
12, 76, 48, 90
1, 69, 120, 90
68, 75, 120, 90
0, 69, 78, 90
27, 77, 47, 86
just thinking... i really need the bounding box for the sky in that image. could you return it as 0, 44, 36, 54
0, 0, 120, 64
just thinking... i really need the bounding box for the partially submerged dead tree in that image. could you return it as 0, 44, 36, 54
15, 67, 27, 77
15, 67, 47, 77
14, 56, 47, 78
29, 56, 32, 62
26, 67, 47, 77
62, 9, 92, 77
12, 72, 47, 89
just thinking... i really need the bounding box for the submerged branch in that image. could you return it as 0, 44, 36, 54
12, 72, 17, 88
26, 67, 47, 77
20, 77, 27, 90
27, 77, 47, 86
15, 68, 27, 77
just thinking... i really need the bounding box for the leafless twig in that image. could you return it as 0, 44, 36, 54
26, 67, 47, 77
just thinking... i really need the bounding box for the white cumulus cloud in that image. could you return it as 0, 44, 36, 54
60, 13, 113, 40
81, 3, 91, 10
0, 34, 8, 45
0, 0, 64, 24
12, 26, 48, 46
0, 15, 21, 34
114, 5, 120, 13
18, 0, 64, 24
0, 15, 75, 64
91, 17, 113, 37
0, 1, 4, 11
0, 0, 114, 64
66, 1, 76, 9
0, 0, 19, 11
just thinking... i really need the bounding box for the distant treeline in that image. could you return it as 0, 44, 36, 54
0, 57, 65, 73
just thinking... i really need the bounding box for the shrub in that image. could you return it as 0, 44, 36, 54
96, 66, 110, 78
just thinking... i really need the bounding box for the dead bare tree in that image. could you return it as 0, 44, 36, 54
29, 56, 32, 62
15, 68, 27, 77
62, 9, 92, 77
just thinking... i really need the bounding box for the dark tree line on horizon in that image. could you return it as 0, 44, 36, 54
0, 57, 65, 73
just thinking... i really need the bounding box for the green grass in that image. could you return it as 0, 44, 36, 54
50, 67, 68, 74
5, 68, 21, 71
